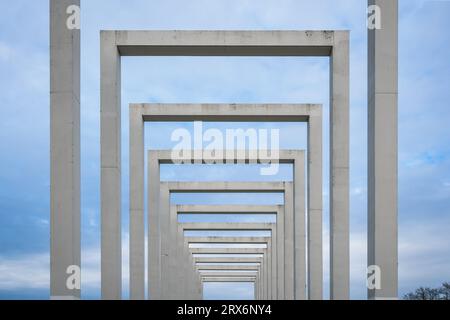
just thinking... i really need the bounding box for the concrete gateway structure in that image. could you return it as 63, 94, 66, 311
145, 150, 308, 300
162, 183, 292, 300
50, 0, 398, 300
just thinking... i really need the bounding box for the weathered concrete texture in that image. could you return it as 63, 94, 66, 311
132, 103, 320, 122
307, 103, 323, 300
368, 0, 398, 300
147, 151, 161, 299
129, 105, 145, 299
50, 0, 80, 300
100, 30, 122, 300
329, 31, 350, 301
198, 265, 261, 271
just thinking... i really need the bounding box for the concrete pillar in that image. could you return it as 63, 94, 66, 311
308, 107, 323, 300
129, 106, 145, 299
261, 255, 265, 299
159, 183, 170, 299
168, 205, 179, 299
100, 31, 122, 300
148, 152, 161, 299
265, 252, 269, 299
277, 205, 285, 300
178, 224, 190, 299
330, 31, 350, 300
284, 183, 294, 300
257, 270, 261, 300
271, 225, 278, 300
368, 0, 398, 300
50, 0, 80, 300
294, 151, 306, 299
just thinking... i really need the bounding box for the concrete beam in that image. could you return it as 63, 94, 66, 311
181, 222, 275, 231
197, 266, 260, 271
189, 248, 267, 254
178, 204, 281, 214
112, 30, 336, 56
187, 237, 271, 244
133, 103, 319, 122
195, 257, 263, 263
202, 278, 256, 283
199, 272, 258, 277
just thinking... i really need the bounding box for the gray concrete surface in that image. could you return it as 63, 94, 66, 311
368, 0, 398, 300
50, 0, 80, 300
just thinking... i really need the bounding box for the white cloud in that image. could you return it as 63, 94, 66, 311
0, 234, 131, 298
0, 253, 49, 290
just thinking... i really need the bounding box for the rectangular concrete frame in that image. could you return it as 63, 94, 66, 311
183, 229, 275, 301
172, 204, 281, 300
181, 224, 275, 301
176, 205, 283, 300
50, 0, 81, 300
160, 188, 282, 298
198, 265, 260, 300
195, 254, 264, 299
182, 237, 267, 297
142, 147, 310, 300
190, 248, 268, 300
171, 205, 278, 299
132, 106, 319, 301
184, 236, 273, 300
100, 30, 349, 300
137, 137, 312, 300
164, 185, 290, 300
368, 0, 398, 299
195, 248, 264, 301
186, 238, 270, 301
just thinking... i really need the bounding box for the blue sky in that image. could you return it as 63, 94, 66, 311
0, 0, 449, 300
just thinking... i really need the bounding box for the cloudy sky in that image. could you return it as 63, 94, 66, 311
0, 0, 449, 300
